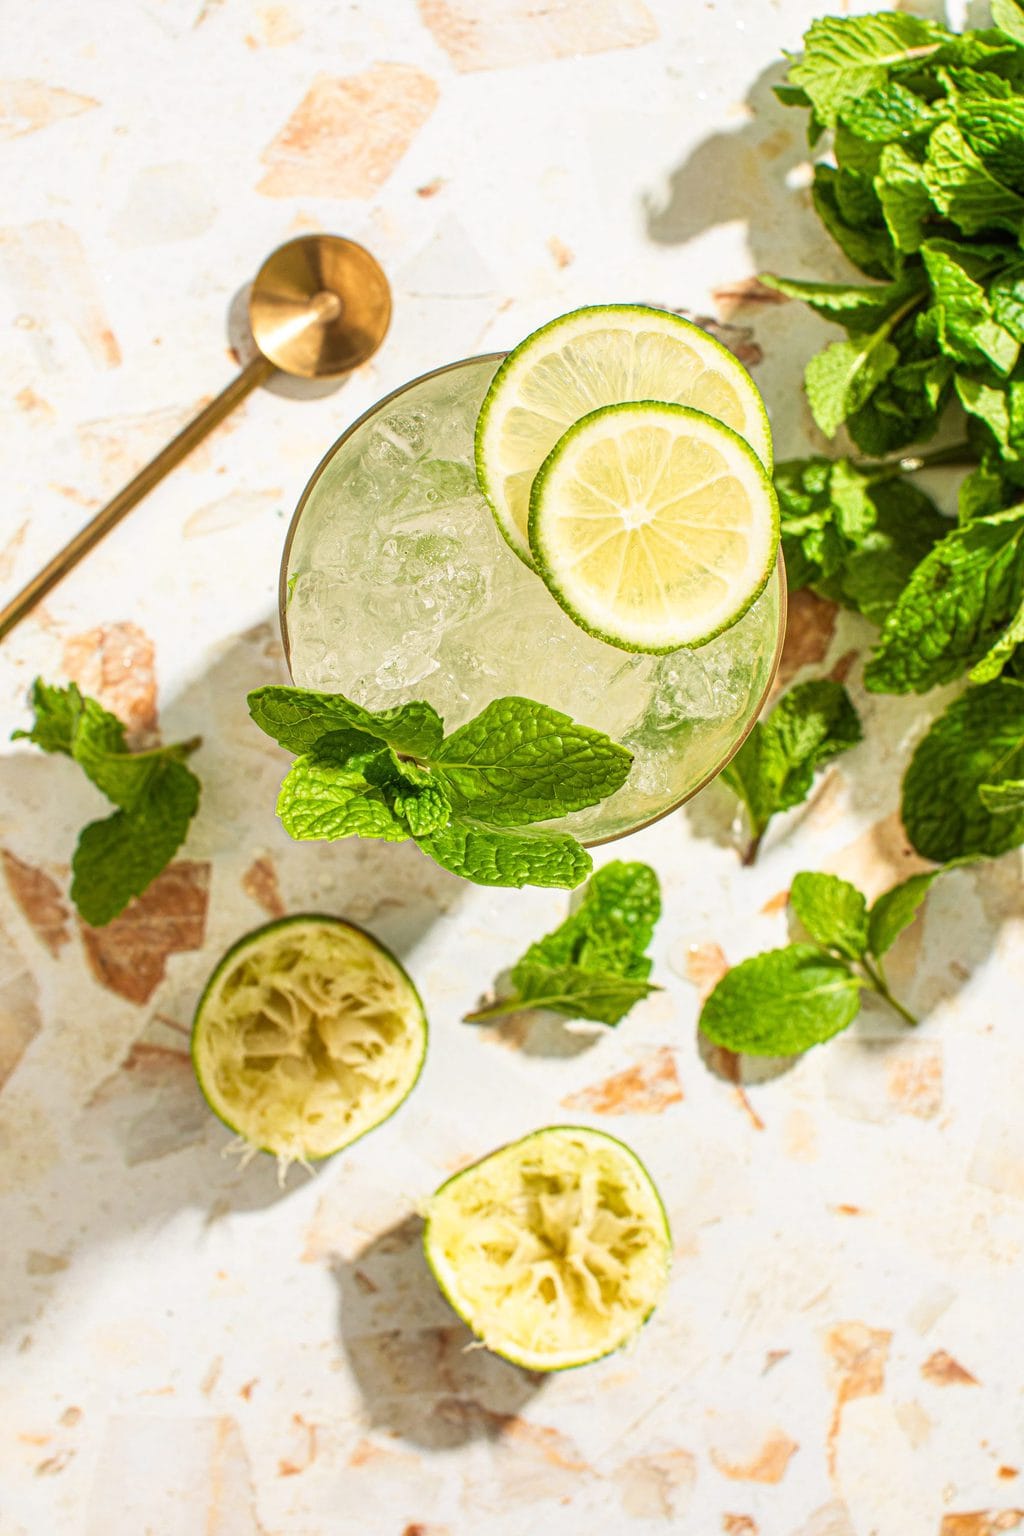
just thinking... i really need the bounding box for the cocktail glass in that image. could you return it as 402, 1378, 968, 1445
280, 353, 786, 845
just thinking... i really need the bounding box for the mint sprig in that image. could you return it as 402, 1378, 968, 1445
699, 866, 966, 1056
12, 679, 201, 926
248, 686, 633, 890
721, 680, 862, 864
465, 861, 661, 1026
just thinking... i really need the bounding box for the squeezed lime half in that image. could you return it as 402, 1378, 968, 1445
191, 915, 427, 1168
423, 1125, 671, 1371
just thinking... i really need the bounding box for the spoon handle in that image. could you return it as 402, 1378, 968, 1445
0, 352, 275, 643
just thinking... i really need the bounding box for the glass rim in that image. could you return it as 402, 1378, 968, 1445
278, 351, 788, 849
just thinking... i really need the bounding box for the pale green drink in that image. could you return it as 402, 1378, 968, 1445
281, 355, 784, 843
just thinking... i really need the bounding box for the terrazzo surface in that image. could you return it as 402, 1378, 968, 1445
2, 2, 1023, 1532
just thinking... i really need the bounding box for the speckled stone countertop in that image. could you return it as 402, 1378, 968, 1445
2, 3, 1023, 1533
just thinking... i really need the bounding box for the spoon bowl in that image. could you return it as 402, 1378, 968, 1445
248, 234, 392, 379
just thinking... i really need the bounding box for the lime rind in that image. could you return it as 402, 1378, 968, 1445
423, 1124, 671, 1372
475, 303, 773, 568
528, 401, 780, 655
191, 914, 427, 1168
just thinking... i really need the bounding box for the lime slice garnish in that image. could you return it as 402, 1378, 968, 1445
423, 1125, 671, 1371
475, 304, 772, 566
529, 401, 779, 654
191, 915, 426, 1169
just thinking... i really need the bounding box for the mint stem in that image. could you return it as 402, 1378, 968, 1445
463, 996, 522, 1024
741, 828, 765, 866
891, 441, 975, 474
859, 956, 918, 1026
859, 441, 974, 481
121, 734, 203, 762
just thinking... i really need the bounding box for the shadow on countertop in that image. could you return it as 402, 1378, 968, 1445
0, 619, 464, 1348
333, 1213, 545, 1449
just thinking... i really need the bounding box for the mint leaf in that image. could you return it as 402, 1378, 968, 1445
956, 86, 1024, 195
277, 746, 410, 843
834, 164, 885, 227
418, 818, 592, 889
842, 80, 943, 142
992, 0, 1024, 46
787, 13, 947, 127
959, 457, 1011, 522
72, 721, 197, 814
804, 333, 900, 439
925, 121, 1024, 235
71, 763, 199, 928
979, 778, 1024, 811
722, 680, 863, 858
840, 477, 951, 624
990, 259, 1024, 342
774, 83, 813, 109
763, 271, 925, 330
379, 757, 452, 837
864, 507, 1024, 693
867, 864, 966, 957
834, 122, 884, 178
919, 240, 1020, 375
812, 166, 896, 278
790, 872, 869, 960
956, 373, 1015, 456
13, 678, 202, 926
968, 594, 1024, 683
699, 944, 862, 1056
15, 679, 145, 800
466, 861, 660, 1025
776, 456, 848, 591
775, 457, 949, 622
902, 678, 1024, 857
845, 347, 950, 456
931, 31, 1024, 69
247, 685, 443, 758
520, 860, 660, 980
498, 963, 654, 1026
432, 696, 632, 827
876, 144, 933, 253
13, 678, 90, 755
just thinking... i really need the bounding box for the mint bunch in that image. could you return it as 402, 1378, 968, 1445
771, 3, 1024, 861
722, 680, 862, 863
248, 686, 633, 889
699, 866, 964, 1055
13, 679, 201, 926
465, 861, 661, 1025
773, 5, 1024, 464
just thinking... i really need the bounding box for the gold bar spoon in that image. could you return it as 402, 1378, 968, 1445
0, 233, 391, 642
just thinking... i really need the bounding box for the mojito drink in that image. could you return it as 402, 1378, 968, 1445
282, 354, 783, 844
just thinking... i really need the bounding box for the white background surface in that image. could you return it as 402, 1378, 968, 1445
2, 2, 1023, 1533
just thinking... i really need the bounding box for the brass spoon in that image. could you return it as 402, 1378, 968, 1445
0, 233, 392, 642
